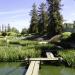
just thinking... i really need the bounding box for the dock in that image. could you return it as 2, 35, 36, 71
25, 57, 58, 61
46, 52, 59, 60
25, 52, 61, 75
25, 61, 40, 75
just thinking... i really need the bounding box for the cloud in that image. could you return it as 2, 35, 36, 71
0, 8, 31, 31
0, 9, 30, 15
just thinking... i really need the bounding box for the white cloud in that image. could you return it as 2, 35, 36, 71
0, 9, 30, 15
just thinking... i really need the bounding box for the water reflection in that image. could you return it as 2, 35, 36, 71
40, 64, 75, 75
0, 62, 27, 75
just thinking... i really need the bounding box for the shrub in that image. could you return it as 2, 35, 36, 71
1, 32, 7, 36
0, 38, 7, 46
69, 33, 75, 41
58, 50, 75, 66
7, 32, 17, 36
61, 32, 71, 39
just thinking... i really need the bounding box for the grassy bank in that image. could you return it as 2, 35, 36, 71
0, 38, 41, 61
58, 50, 75, 66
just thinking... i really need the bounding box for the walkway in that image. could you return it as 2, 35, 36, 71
25, 52, 60, 75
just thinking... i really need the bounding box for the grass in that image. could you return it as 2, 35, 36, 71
58, 50, 75, 66
0, 37, 41, 61
0, 46, 41, 61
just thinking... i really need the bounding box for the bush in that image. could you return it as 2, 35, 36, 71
58, 50, 75, 66
69, 33, 75, 41
0, 38, 7, 46
61, 32, 71, 39
7, 32, 17, 36
1, 32, 7, 36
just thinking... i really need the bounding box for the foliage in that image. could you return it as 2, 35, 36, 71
58, 50, 75, 66
11, 27, 19, 33
1, 32, 7, 36
37, 43, 55, 51
0, 46, 40, 61
38, 3, 48, 34
0, 32, 2, 36
61, 32, 72, 39
21, 28, 28, 35
7, 32, 17, 36
0, 38, 7, 46
47, 0, 63, 36
7, 24, 11, 32
29, 3, 38, 33
0, 40, 41, 61
70, 33, 75, 41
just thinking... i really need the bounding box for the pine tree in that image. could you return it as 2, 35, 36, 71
2, 24, 4, 32
29, 3, 38, 33
38, 3, 48, 34
7, 24, 11, 32
0, 26, 1, 32
47, 0, 63, 36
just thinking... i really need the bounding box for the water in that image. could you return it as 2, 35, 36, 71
40, 64, 75, 75
0, 62, 27, 75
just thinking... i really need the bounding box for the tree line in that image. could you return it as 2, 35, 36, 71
29, 0, 63, 37
0, 24, 19, 34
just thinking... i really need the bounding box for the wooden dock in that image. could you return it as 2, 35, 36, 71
25, 61, 40, 75
25, 57, 58, 61
25, 52, 61, 75
46, 52, 59, 60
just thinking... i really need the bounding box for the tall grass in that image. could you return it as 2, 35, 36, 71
58, 50, 75, 66
0, 46, 41, 61
0, 39, 41, 62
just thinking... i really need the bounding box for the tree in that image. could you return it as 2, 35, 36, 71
2, 24, 4, 32
47, 0, 63, 37
11, 27, 19, 33
29, 3, 38, 33
7, 24, 11, 32
21, 28, 28, 35
38, 3, 48, 34
0, 26, 1, 32
73, 21, 75, 28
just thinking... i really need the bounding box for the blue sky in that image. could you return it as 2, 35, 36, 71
0, 0, 75, 31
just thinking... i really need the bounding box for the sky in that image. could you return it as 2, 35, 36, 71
0, 0, 75, 31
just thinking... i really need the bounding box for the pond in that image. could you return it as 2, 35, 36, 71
40, 64, 75, 75
0, 62, 27, 75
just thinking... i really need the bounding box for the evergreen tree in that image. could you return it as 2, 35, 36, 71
11, 27, 19, 33
21, 28, 28, 35
2, 24, 4, 32
4, 26, 7, 32
47, 0, 63, 36
29, 3, 38, 33
7, 24, 11, 32
73, 21, 75, 28
38, 3, 48, 34
0, 26, 1, 32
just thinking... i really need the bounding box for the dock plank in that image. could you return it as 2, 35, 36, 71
46, 52, 59, 60
25, 61, 36, 75
25, 58, 58, 61
32, 61, 40, 75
